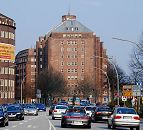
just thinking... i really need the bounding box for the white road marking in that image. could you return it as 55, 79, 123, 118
27, 125, 32, 128
24, 120, 28, 122
12, 125, 17, 128
46, 117, 56, 130
19, 122, 23, 125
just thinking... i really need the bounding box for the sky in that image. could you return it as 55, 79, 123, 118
0, 0, 143, 75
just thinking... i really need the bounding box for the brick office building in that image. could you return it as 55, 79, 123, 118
0, 13, 16, 103
15, 49, 36, 103
36, 14, 109, 103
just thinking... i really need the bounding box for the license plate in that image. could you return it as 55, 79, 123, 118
102, 117, 108, 119
123, 116, 131, 119
74, 121, 82, 125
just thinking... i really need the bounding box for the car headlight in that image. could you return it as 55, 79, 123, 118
0, 117, 4, 119
17, 113, 21, 114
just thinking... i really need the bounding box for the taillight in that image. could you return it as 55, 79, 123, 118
133, 116, 140, 120
82, 116, 89, 119
114, 115, 121, 119
53, 110, 57, 112
96, 112, 101, 115
63, 116, 70, 118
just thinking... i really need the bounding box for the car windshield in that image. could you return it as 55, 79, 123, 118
56, 106, 68, 109
98, 107, 111, 112
86, 107, 95, 111
7, 106, 20, 111
117, 108, 137, 114
25, 105, 36, 109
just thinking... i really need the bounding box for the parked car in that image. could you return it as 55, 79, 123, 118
0, 105, 9, 127
34, 103, 46, 111
23, 104, 38, 116
91, 106, 112, 122
108, 107, 140, 130
7, 104, 24, 120
61, 108, 91, 128
52, 105, 68, 120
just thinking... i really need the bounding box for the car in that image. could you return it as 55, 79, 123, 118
85, 106, 96, 117
7, 104, 24, 120
34, 103, 46, 111
23, 104, 38, 116
91, 106, 112, 122
108, 107, 140, 130
49, 104, 56, 115
61, 108, 91, 128
0, 105, 9, 127
52, 105, 68, 120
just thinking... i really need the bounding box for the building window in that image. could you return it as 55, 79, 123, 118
61, 69, 63, 72
40, 65, 42, 68
61, 62, 64, 66
82, 69, 84, 73
5, 68, 8, 74
81, 62, 84, 66
67, 69, 70, 73
40, 58, 42, 62
40, 51, 42, 55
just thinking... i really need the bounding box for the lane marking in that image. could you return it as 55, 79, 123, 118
19, 122, 23, 125
12, 125, 17, 128
46, 117, 56, 130
27, 125, 32, 128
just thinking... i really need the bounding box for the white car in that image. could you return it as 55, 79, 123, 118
52, 105, 68, 120
85, 106, 96, 117
108, 107, 140, 130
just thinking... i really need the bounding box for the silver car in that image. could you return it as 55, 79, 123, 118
108, 107, 140, 130
52, 105, 68, 119
24, 104, 38, 116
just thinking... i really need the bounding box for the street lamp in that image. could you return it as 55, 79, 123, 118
94, 66, 111, 103
112, 37, 142, 111
92, 56, 120, 106
112, 37, 143, 51
20, 76, 26, 104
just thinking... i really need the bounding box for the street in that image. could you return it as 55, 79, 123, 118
0, 111, 142, 130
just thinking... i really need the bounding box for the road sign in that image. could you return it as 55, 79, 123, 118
123, 85, 132, 97
132, 85, 141, 97
122, 96, 127, 101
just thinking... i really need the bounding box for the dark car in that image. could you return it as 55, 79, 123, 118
49, 104, 56, 116
91, 106, 112, 122
0, 105, 9, 127
7, 104, 24, 120
61, 108, 91, 128
34, 103, 46, 111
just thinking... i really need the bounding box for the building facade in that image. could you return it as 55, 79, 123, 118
0, 13, 16, 103
36, 14, 109, 103
15, 48, 36, 103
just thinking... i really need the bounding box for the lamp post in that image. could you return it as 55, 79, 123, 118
112, 37, 143, 51
21, 76, 26, 104
92, 56, 120, 106
94, 66, 111, 103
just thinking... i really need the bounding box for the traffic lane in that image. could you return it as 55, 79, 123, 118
48, 117, 108, 130
49, 117, 143, 130
0, 112, 49, 130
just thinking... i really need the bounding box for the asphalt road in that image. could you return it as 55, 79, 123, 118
0, 111, 142, 130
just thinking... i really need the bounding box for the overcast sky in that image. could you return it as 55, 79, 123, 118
1, 0, 143, 75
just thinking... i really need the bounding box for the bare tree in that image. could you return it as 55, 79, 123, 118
129, 34, 143, 82
77, 76, 96, 99
107, 61, 130, 104
37, 67, 67, 99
